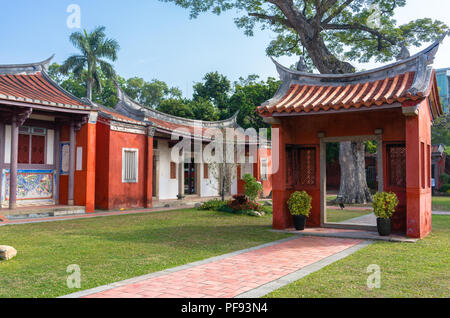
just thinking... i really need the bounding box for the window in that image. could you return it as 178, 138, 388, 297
170, 162, 177, 179
18, 126, 46, 165
203, 163, 209, 179
241, 163, 253, 179
427, 144, 431, 188
260, 158, 268, 181
122, 148, 138, 183
387, 144, 406, 188
286, 146, 316, 186
421, 142, 425, 189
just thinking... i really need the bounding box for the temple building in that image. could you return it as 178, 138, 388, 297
0, 57, 97, 212
258, 36, 445, 239
0, 57, 272, 216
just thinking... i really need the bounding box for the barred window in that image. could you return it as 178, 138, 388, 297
421, 142, 425, 189
427, 144, 431, 188
286, 146, 316, 186
387, 144, 406, 188
122, 148, 138, 183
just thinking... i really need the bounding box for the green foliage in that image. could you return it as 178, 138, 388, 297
365, 140, 377, 154
287, 191, 312, 217
157, 98, 195, 118
440, 184, 450, 194
163, 0, 448, 71
124, 77, 182, 108
441, 173, 450, 185
225, 195, 264, 215
193, 71, 231, 115
243, 173, 263, 201
229, 76, 281, 130
198, 199, 226, 211
326, 142, 340, 164
432, 113, 450, 146
372, 192, 399, 219
60, 26, 120, 98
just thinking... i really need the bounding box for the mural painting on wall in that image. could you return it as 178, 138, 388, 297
1, 170, 55, 207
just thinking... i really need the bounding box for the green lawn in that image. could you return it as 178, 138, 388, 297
0, 209, 289, 298
266, 215, 450, 298
432, 196, 450, 211
326, 209, 373, 223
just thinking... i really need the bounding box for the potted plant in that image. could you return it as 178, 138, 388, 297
287, 191, 312, 231
372, 192, 399, 236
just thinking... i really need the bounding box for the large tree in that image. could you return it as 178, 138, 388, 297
60, 26, 120, 100
164, 0, 447, 203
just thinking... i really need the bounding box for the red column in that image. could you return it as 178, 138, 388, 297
272, 123, 291, 229
145, 127, 154, 208
9, 115, 18, 209
68, 121, 76, 205
405, 103, 432, 238
85, 122, 96, 212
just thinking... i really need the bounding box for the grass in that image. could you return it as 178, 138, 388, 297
432, 196, 450, 211
326, 209, 373, 223
266, 215, 450, 298
0, 209, 289, 298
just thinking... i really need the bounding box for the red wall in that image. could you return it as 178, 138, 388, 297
405, 99, 433, 238
272, 108, 407, 231
94, 121, 110, 210
59, 122, 96, 212
94, 120, 153, 210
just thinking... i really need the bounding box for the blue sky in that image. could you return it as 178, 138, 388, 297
1, 0, 449, 97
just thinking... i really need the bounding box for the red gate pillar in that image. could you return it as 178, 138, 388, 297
272, 122, 292, 229
405, 102, 432, 238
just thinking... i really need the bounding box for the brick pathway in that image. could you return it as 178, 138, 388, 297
79, 236, 362, 298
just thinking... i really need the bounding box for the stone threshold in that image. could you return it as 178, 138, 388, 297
1, 205, 85, 220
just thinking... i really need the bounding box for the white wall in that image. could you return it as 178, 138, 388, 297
157, 140, 179, 200
231, 167, 238, 195
200, 164, 219, 197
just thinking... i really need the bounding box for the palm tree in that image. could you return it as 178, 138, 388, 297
61, 26, 120, 100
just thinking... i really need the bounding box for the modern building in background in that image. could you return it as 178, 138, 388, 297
436, 67, 450, 113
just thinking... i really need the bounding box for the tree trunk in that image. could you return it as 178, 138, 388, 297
338, 142, 372, 204
86, 79, 93, 100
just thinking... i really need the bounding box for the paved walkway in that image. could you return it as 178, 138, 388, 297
62, 236, 366, 298
0, 206, 192, 226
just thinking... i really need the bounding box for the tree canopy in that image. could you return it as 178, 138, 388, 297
60, 26, 120, 99
162, 0, 447, 73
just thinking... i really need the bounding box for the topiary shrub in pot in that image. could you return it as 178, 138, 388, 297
287, 191, 312, 231
372, 192, 399, 236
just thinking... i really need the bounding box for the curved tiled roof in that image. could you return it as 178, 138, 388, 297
258, 34, 446, 116
259, 71, 419, 114
113, 84, 239, 137
0, 56, 93, 111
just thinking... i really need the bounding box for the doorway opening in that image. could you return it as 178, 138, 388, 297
184, 158, 197, 195
320, 135, 383, 231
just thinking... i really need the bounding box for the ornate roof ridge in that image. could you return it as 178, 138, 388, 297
262, 33, 447, 109
271, 32, 447, 84
0, 55, 54, 75
114, 83, 239, 128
